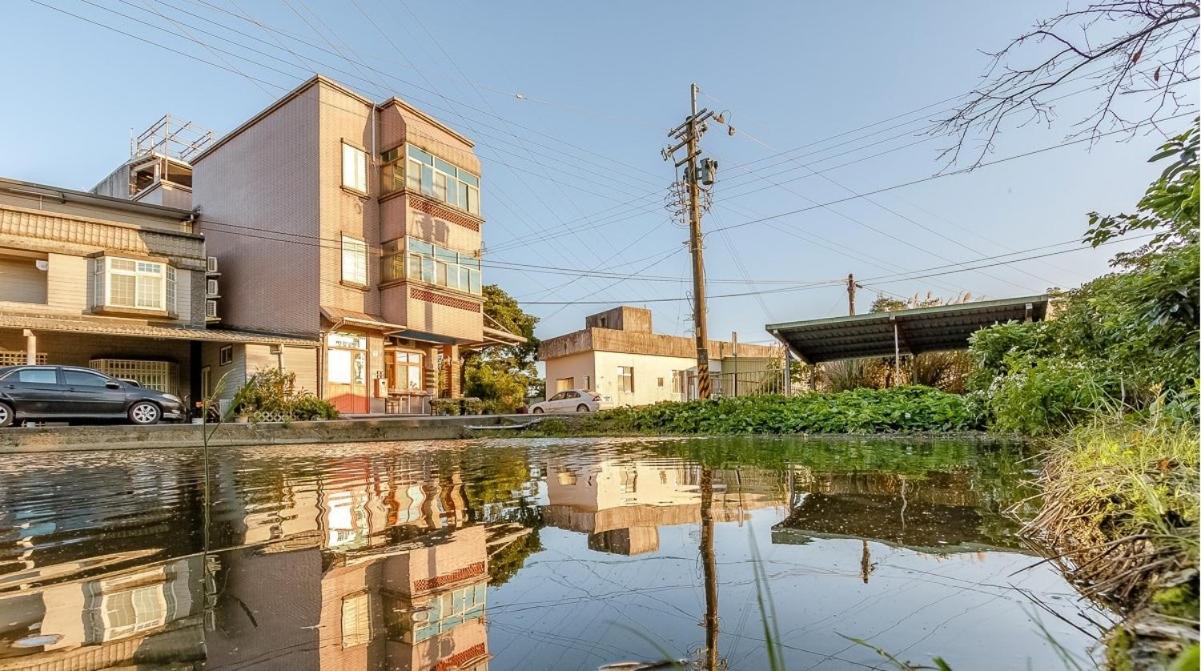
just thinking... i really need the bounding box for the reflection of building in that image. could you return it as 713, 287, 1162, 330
771, 468, 1025, 553
0, 555, 205, 669
206, 467, 497, 671
544, 453, 784, 555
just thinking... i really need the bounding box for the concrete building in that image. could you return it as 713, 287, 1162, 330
0, 176, 315, 405
91, 114, 212, 211
538, 306, 781, 405
191, 75, 520, 414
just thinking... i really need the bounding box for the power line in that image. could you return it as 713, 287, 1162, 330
708, 112, 1195, 235
517, 234, 1152, 305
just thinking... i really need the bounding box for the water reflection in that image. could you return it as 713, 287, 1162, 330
0, 438, 1104, 670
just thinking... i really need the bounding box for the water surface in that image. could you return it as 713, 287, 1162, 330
0, 437, 1107, 670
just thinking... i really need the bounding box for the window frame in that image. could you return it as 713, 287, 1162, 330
340, 235, 369, 286
403, 236, 482, 295
403, 144, 481, 215
96, 256, 172, 313
341, 142, 368, 194
617, 366, 634, 393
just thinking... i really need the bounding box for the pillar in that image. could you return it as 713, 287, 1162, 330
441, 343, 461, 398
22, 330, 36, 365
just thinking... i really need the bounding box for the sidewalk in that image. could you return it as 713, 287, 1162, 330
0, 414, 538, 453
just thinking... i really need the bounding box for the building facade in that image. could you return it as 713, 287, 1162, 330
538, 306, 782, 406
191, 75, 518, 415
0, 176, 315, 408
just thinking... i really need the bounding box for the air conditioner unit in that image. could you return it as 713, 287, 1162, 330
206, 299, 218, 319
206, 256, 218, 273
206, 279, 219, 297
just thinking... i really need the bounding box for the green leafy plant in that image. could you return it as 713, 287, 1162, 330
230, 368, 338, 421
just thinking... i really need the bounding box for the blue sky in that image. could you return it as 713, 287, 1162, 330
2, 1, 1194, 342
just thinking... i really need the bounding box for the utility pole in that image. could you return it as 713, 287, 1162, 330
663, 83, 732, 400
846, 273, 862, 316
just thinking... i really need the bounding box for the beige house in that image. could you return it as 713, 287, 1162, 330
0, 176, 315, 406
191, 75, 520, 414
538, 306, 781, 405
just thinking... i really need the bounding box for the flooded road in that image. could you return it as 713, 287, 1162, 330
0, 437, 1106, 670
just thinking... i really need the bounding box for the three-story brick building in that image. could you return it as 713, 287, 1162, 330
192, 75, 519, 414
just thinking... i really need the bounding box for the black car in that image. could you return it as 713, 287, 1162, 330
0, 365, 185, 427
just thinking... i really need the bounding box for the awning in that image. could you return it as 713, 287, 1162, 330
766, 295, 1049, 363
0, 313, 318, 347
320, 306, 405, 333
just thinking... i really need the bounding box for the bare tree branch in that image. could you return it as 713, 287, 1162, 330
937, 0, 1199, 168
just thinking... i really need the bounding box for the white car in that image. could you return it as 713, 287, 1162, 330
529, 389, 606, 414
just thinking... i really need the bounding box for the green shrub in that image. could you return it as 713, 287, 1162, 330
581, 386, 981, 435
289, 394, 339, 421
986, 356, 1121, 435
429, 398, 461, 416
231, 368, 338, 421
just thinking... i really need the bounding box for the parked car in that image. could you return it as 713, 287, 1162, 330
0, 365, 185, 427
528, 389, 607, 414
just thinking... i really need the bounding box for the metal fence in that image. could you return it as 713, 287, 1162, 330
711, 368, 791, 399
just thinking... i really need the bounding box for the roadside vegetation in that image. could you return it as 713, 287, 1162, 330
968, 121, 1199, 669
230, 368, 339, 421
527, 386, 981, 436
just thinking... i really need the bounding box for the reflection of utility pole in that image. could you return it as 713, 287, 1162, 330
700, 467, 719, 669
860, 539, 876, 584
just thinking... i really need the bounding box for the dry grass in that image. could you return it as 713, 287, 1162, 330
1024, 417, 1198, 611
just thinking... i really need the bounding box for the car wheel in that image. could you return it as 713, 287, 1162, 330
0, 402, 12, 428
128, 401, 161, 425
576, 404, 590, 413
532, 407, 544, 414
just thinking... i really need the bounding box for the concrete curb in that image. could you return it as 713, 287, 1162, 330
0, 415, 535, 452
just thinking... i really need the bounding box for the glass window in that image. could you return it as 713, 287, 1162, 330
407, 145, 433, 164
64, 369, 109, 387
618, 366, 634, 393
341, 593, 371, 647
328, 349, 352, 384
404, 237, 482, 295
403, 145, 480, 215
433, 157, 454, 174
380, 147, 404, 195
433, 171, 447, 201
420, 165, 434, 196
17, 368, 58, 384
341, 235, 368, 285
406, 159, 421, 190
103, 257, 167, 310
342, 143, 367, 192
407, 253, 422, 281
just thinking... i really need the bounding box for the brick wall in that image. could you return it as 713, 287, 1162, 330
193, 85, 321, 336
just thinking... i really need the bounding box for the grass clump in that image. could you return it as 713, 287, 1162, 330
1024, 414, 1199, 667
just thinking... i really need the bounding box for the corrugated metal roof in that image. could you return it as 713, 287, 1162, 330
0, 314, 318, 347
766, 295, 1049, 363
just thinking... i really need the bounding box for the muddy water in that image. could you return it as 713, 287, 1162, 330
0, 437, 1107, 670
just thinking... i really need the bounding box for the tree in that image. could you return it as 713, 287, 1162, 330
940, 1, 1198, 166
463, 285, 541, 412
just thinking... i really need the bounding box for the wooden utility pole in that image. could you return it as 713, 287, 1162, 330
846, 273, 862, 316
664, 83, 724, 399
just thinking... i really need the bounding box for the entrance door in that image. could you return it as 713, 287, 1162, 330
327, 342, 368, 414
